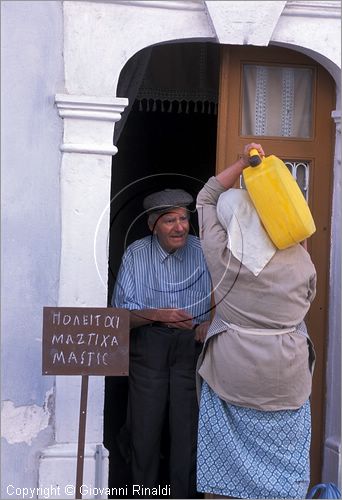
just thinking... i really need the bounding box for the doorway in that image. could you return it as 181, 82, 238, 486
104, 42, 220, 497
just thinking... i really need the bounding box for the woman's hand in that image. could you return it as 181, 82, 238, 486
194, 320, 211, 343
216, 142, 265, 190
130, 308, 193, 329
156, 308, 194, 330
241, 142, 265, 167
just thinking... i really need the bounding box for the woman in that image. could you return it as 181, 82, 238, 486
196, 143, 317, 499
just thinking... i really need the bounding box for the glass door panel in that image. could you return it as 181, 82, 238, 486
241, 65, 314, 138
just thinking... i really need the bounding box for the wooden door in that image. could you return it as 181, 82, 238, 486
216, 45, 335, 486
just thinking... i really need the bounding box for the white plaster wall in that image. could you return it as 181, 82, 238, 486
322, 112, 341, 487
63, 0, 216, 96
272, 1, 341, 85
1, 1, 64, 496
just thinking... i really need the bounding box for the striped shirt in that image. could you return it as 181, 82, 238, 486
112, 234, 211, 323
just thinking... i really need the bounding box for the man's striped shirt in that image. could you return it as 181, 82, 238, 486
112, 234, 211, 323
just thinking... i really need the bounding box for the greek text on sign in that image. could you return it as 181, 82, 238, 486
42, 307, 130, 376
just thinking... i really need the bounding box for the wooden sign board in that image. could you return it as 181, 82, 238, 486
42, 307, 130, 376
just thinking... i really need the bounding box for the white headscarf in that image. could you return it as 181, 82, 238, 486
216, 189, 276, 276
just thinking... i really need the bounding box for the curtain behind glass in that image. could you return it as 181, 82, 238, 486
242, 65, 313, 138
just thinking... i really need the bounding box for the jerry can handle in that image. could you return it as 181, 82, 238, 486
249, 148, 262, 167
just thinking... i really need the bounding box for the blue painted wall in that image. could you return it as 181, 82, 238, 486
1, 1, 64, 495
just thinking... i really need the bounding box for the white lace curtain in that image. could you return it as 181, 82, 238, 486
242, 65, 313, 138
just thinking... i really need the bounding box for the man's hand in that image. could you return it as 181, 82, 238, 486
194, 320, 211, 343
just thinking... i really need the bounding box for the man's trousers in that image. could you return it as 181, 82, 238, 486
128, 324, 202, 499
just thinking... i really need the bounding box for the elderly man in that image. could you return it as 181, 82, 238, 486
112, 188, 212, 499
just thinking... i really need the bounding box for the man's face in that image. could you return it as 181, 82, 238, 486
150, 207, 190, 253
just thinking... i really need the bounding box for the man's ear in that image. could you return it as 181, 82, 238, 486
147, 213, 158, 233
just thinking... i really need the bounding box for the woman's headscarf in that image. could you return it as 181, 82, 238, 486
216, 188, 276, 276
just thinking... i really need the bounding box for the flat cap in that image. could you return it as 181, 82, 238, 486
143, 189, 193, 213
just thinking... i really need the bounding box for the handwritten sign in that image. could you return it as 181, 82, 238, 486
42, 307, 130, 376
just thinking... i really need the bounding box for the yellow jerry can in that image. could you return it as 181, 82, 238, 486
242, 149, 316, 249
